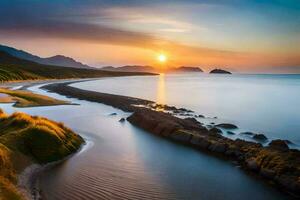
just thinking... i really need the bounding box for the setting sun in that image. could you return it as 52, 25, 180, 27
158, 54, 167, 63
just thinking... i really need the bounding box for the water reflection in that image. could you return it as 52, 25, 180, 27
156, 73, 166, 105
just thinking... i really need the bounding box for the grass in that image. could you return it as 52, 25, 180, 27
0, 108, 84, 199
0, 88, 70, 107
0, 51, 155, 82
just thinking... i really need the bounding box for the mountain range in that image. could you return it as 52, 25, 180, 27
101, 65, 203, 73
0, 44, 93, 69
0, 51, 152, 81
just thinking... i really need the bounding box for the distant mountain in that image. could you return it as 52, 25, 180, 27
0, 51, 153, 81
172, 66, 203, 72
101, 65, 203, 73
210, 69, 231, 74
0, 44, 93, 69
101, 65, 156, 73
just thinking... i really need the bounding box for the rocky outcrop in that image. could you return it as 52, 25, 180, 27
215, 123, 238, 129
269, 140, 289, 151
127, 109, 300, 196
253, 134, 268, 141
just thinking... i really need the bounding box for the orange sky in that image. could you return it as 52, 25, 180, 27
1, 0, 300, 73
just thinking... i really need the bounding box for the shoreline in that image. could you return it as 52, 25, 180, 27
17, 138, 93, 200
0, 80, 89, 200
42, 80, 300, 198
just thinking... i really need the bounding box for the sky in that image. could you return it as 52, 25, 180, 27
0, 0, 300, 73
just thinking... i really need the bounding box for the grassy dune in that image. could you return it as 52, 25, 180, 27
0, 51, 155, 82
0, 109, 84, 199
0, 88, 70, 107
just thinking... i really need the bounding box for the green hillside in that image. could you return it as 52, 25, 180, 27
0, 51, 153, 82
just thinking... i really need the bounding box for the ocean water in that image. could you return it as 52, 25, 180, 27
0, 78, 297, 200
71, 73, 300, 145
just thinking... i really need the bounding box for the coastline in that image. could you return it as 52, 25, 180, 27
0, 81, 86, 200
17, 138, 93, 200
41, 80, 300, 198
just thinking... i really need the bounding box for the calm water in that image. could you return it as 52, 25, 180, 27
72, 73, 300, 145
0, 78, 297, 200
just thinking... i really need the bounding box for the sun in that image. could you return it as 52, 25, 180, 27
157, 54, 167, 63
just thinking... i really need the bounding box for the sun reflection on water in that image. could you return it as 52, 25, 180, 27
156, 73, 166, 106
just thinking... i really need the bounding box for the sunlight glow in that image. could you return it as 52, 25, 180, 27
157, 54, 167, 63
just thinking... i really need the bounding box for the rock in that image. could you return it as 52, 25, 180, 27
170, 130, 192, 143
253, 134, 268, 141
198, 115, 205, 118
284, 140, 293, 144
178, 108, 193, 113
210, 122, 215, 125
240, 132, 255, 136
209, 127, 222, 134
275, 175, 300, 193
260, 168, 276, 179
197, 137, 211, 149
215, 123, 238, 129
184, 117, 201, 125
109, 112, 117, 116
208, 142, 227, 153
190, 135, 201, 145
119, 118, 126, 122
209, 69, 232, 74
268, 140, 289, 151
246, 158, 259, 171
227, 131, 235, 135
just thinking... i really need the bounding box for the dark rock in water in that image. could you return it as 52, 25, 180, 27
209, 69, 232, 74
227, 131, 235, 135
209, 127, 222, 134
215, 123, 238, 129
284, 140, 293, 144
208, 142, 227, 153
253, 134, 268, 141
240, 132, 255, 136
210, 122, 215, 125
109, 112, 117, 116
213, 116, 218, 119
246, 158, 259, 171
119, 118, 126, 122
269, 140, 289, 151
260, 168, 276, 179
170, 130, 192, 143
178, 108, 193, 113
184, 117, 200, 124
191, 136, 211, 149
198, 115, 205, 118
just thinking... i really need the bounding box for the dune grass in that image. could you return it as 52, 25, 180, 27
0, 108, 84, 199
0, 88, 70, 107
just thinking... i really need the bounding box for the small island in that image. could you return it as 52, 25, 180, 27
210, 69, 232, 74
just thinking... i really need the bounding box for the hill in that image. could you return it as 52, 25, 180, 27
101, 65, 203, 73
0, 51, 154, 82
0, 109, 84, 199
0, 44, 92, 69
